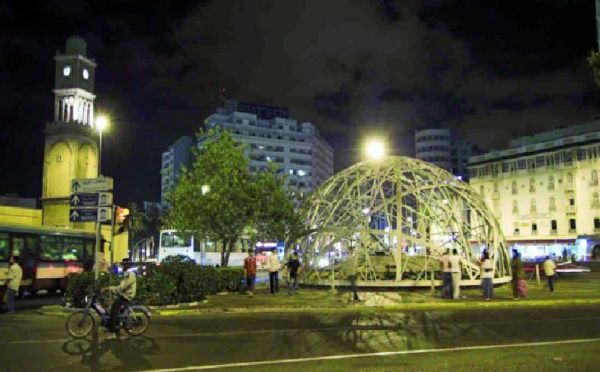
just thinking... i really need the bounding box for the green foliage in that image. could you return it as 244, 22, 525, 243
167, 127, 308, 265
167, 128, 254, 266
64, 272, 119, 308
136, 270, 178, 306
65, 257, 245, 307
251, 164, 307, 247
588, 51, 600, 86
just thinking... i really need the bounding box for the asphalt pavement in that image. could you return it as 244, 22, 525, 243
1, 305, 600, 371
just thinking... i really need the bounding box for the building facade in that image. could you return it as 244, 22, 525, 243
468, 121, 600, 261
451, 139, 477, 181
415, 128, 478, 181
41, 36, 100, 228
160, 136, 193, 205
415, 128, 452, 171
201, 100, 334, 196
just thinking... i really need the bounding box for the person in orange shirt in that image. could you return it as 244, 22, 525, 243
244, 249, 257, 297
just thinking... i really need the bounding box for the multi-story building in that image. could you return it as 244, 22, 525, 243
160, 136, 193, 205
415, 128, 452, 171
468, 121, 600, 261
415, 128, 478, 181
202, 100, 334, 196
451, 140, 477, 181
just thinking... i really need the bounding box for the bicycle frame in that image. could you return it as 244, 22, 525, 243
78, 293, 151, 329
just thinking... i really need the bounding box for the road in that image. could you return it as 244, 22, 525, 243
14, 291, 63, 311
1, 306, 599, 371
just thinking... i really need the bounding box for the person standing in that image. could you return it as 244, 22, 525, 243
4, 256, 22, 314
267, 248, 280, 294
480, 251, 494, 301
287, 252, 301, 295
511, 249, 525, 300
344, 251, 360, 303
449, 249, 461, 300
439, 249, 453, 299
543, 256, 557, 292
244, 249, 257, 297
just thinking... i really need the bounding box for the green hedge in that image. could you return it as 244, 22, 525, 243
65, 255, 244, 307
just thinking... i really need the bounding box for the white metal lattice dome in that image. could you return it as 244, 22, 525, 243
299, 156, 511, 287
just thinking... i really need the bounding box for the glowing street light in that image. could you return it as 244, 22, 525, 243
364, 138, 386, 160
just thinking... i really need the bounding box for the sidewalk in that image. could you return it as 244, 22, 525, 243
40, 270, 600, 317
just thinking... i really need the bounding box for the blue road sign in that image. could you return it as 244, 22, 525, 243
69, 207, 112, 223
70, 192, 112, 207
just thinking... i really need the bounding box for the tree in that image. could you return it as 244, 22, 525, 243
167, 128, 255, 266
251, 164, 307, 252
588, 51, 600, 87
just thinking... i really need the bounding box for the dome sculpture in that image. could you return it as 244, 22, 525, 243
299, 156, 511, 287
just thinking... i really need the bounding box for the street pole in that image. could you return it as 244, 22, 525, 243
94, 128, 103, 281
110, 205, 116, 269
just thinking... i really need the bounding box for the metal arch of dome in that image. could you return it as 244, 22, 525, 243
298, 156, 512, 288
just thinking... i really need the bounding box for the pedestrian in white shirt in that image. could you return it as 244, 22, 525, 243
480, 251, 494, 301
4, 256, 22, 314
267, 248, 280, 294
449, 249, 462, 300
543, 256, 557, 292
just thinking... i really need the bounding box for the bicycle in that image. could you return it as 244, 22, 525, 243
65, 290, 151, 339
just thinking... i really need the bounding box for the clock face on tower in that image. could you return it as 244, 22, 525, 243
62, 66, 71, 77
82, 68, 89, 80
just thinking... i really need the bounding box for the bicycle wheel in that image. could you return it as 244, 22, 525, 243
123, 308, 150, 336
66, 311, 95, 338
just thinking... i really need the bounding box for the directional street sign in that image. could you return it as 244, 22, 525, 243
71, 177, 113, 193
69, 206, 112, 223
70, 192, 113, 207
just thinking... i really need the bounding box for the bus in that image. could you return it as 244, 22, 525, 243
158, 229, 247, 267
0, 223, 97, 294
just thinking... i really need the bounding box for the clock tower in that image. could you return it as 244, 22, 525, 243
41, 36, 99, 228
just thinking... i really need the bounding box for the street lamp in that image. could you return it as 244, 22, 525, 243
364, 138, 386, 160
95, 115, 108, 176
94, 115, 108, 280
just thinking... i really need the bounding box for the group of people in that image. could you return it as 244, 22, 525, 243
511, 249, 557, 300
243, 248, 301, 297
440, 248, 558, 301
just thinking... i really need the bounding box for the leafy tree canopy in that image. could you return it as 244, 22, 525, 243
166, 127, 305, 265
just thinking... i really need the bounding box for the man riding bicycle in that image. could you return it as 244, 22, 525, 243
101, 258, 136, 340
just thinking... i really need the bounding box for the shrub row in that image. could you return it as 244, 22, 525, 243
65, 255, 244, 307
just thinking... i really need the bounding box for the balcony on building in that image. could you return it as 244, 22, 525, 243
565, 205, 577, 214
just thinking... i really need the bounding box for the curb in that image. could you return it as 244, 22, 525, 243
38, 298, 600, 317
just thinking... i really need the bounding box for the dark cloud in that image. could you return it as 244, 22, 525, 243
1, 0, 600, 203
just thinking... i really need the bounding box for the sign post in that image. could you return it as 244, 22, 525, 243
69, 177, 114, 281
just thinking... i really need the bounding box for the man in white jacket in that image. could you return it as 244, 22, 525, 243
267, 248, 280, 294
4, 256, 22, 314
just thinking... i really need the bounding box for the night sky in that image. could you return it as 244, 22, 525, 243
1, 0, 600, 205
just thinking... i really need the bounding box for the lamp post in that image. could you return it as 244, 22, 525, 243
96, 116, 108, 176
94, 115, 108, 280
